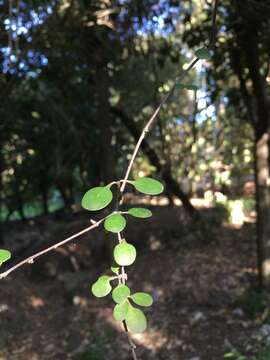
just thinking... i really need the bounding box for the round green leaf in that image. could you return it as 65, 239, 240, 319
125, 306, 147, 333
112, 285, 130, 304
81, 186, 113, 211
128, 208, 152, 218
104, 213, 126, 233
176, 83, 198, 91
113, 301, 129, 321
114, 240, 136, 266
0, 249, 11, 266
195, 47, 211, 60
91, 275, 112, 298
111, 266, 120, 275
131, 177, 164, 195
130, 292, 153, 307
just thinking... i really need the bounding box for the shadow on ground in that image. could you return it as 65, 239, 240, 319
0, 204, 260, 360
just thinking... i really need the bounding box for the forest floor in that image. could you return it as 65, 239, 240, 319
0, 200, 268, 360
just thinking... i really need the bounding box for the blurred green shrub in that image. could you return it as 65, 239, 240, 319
191, 203, 229, 244
77, 348, 104, 360
242, 198, 255, 214
224, 345, 270, 360
236, 288, 268, 319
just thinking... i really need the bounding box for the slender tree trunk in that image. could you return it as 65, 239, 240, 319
255, 133, 270, 286
41, 185, 49, 215
58, 184, 73, 210
13, 182, 26, 221
231, 46, 264, 286
239, 30, 270, 287
95, 58, 117, 260
96, 67, 115, 184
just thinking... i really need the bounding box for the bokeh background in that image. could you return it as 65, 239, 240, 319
1, 0, 270, 359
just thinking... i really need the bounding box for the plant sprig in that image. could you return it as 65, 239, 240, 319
83, 177, 162, 335
0, 1, 219, 358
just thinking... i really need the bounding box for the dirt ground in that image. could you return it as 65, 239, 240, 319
0, 203, 265, 360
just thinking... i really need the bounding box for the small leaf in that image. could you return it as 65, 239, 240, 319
175, 83, 198, 91
81, 186, 113, 211
114, 240, 136, 266
130, 292, 153, 307
112, 284, 130, 304
128, 208, 152, 218
113, 301, 129, 321
0, 249, 11, 266
125, 305, 147, 333
111, 266, 120, 275
195, 47, 211, 60
104, 213, 126, 233
91, 275, 112, 297
131, 177, 164, 195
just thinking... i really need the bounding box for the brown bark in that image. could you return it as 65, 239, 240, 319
96, 67, 116, 184
231, 46, 264, 286
235, 23, 270, 287
94, 55, 117, 260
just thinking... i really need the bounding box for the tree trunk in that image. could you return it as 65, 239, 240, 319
96, 68, 115, 184
111, 107, 197, 217
41, 185, 49, 215
94, 58, 117, 260
255, 133, 270, 286
58, 184, 73, 210
239, 29, 270, 287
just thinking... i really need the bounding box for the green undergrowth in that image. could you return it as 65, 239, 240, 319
236, 288, 269, 319
76, 328, 115, 360
77, 349, 104, 360
224, 346, 270, 360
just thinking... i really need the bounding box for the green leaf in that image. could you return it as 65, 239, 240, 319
130, 292, 153, 307
111, 266, 120, 275
0, 249, 11, 266
114, 240, 136, 266
91, 275, 112, 297
81, 186, 113, 211
195, 47, 211, 60
125, 306, 147, 333
175, 83, 198, 91
131, 177, 164, 195
128, 208, 152, 218
113, 301, 129, 321
112, 284, 130, 304
104, 213, 126, 233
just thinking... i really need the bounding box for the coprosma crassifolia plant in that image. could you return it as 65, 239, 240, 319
82, 177, 164, 335
0, 0, 218, 357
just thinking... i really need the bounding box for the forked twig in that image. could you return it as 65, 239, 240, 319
0, 218, 104, 279
120, 57, 199, 195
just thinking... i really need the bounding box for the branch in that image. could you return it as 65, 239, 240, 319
209, 0, 219, 49
0, 218, 105, 279
111, 106, 197, 216
120, 0, 219, 195
119, 57, 200, 195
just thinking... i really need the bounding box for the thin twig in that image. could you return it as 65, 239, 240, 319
0, 218, 105, 279
117, 232, 137, 359
120, 0, 219, 195
209, 0, 219, 49
119, 57, 199, 195
117, 4, 219, 357
123, 320, 138, 360
8, 0, 13, 52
